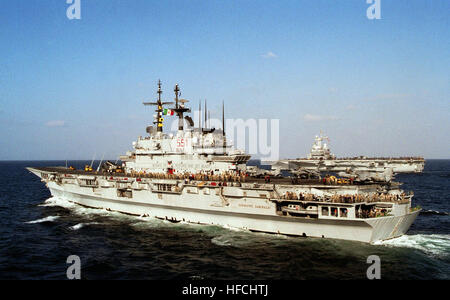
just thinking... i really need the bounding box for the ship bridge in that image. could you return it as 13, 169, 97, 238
120, 81, 250, 175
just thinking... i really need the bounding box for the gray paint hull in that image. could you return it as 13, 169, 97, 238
47, 182, 419, 244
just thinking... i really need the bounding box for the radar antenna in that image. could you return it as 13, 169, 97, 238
170, 84, 191, 131
222, 100, 226, 152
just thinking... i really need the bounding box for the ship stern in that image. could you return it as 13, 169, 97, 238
365, 210, 420, 243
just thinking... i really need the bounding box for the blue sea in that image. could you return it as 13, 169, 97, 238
0, 160, 448, 280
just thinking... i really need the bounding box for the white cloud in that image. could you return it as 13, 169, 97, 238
45, 120, 66, 127
346, 104, 357, 110
261, 51, 277, 59
303, 114, 339, 122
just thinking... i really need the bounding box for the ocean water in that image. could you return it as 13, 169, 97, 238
0, 160, 448, 280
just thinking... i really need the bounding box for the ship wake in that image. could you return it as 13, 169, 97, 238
39, 196, 127, 219
374, 234, 450, 258
420, 209, 449, 216
25, 215, 60, 224
69, 222, 99, 231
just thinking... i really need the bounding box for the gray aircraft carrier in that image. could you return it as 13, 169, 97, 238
28, 82, 421, 243
267, 132, 425, 179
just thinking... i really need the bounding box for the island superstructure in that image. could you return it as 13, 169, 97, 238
269, 132, 425, 175
27, 82, 420, 243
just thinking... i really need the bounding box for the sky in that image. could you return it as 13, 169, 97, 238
0, 0, 448, 160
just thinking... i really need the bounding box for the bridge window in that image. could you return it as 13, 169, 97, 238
322, 207, 329, 216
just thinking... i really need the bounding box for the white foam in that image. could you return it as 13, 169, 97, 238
39, 196, 77, 209
211, 236, 233, 246
69, 222, 99, 230
222, 224, 247, 232
39, 196, 128, 220
375, 234, 450, 257
26, 215, 60, 224
131, 218, 168, 229
70, 223, 85, 230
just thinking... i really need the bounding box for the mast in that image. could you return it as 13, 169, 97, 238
171, 84, 190, 131
155, 80, 164, 132
204, 99, 207, 129
222, 100, 226, 152
198, 100, 202, 130
174, 84, 180, 108
143, 80, 173, 133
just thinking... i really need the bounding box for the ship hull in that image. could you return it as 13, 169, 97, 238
46, 181, 419, 244
289, 159, 425, 173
